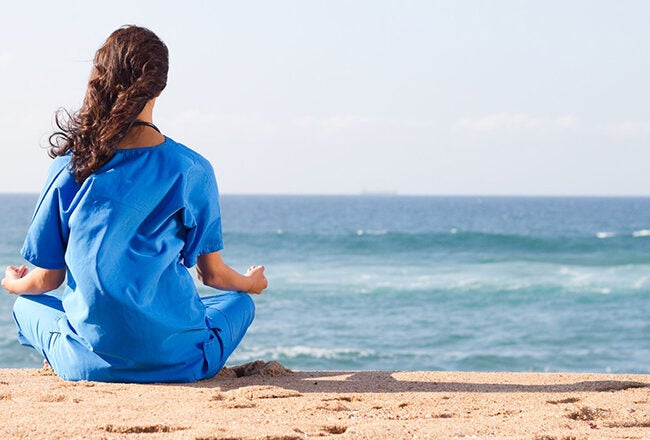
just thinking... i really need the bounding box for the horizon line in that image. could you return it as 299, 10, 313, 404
1, 191, 650, 198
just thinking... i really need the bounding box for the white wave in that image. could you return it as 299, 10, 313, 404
356, 229, 388, 236
550, 263, 650, 294
565, 285, 613, 295
448, 277, 526, 292
230, 345, 377, 361
450, 228, 458, 234
558, 266, 593, 286
596, 232, 615, 239
633, 229, 650, 237
634, 276, 648, 289
558, 266, 577, 276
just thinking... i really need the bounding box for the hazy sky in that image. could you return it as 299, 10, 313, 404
1, 1, 648, 195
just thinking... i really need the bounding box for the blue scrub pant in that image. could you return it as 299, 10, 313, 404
12, 292, 254, 379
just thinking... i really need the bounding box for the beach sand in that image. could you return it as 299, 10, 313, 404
0, 361, 648, 439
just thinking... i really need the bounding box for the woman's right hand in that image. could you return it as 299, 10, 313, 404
245, 265, 268, 294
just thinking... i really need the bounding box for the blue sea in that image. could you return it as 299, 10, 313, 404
1, 194, 649, 373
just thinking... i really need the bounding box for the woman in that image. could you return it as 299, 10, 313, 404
0, 25, 267, 382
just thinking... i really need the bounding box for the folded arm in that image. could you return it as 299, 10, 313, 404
196, 251, 267, 294
1, 265, 66, 295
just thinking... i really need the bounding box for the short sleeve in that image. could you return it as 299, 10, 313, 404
21, 158, 77, 270
181, 161, 224, 268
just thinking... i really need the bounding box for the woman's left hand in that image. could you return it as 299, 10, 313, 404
2, 265, 29, 293
4, 265, 28, 280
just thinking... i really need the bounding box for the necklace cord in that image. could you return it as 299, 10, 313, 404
132, 120, 161, 133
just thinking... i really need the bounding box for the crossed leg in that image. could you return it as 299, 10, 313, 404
201, 292, 255, 365
12, 293, 65, 363
12, 291, 255, 376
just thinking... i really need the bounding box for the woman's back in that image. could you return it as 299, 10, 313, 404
22, 137, 226, 382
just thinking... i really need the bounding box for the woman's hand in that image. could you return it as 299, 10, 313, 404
197, 252, 268, 294
2, 265, 29, 293
1, 266, 65, 295
6, 265, 29, 280
245, 265, 268, 294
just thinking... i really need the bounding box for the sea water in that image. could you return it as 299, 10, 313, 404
0, 194, 648, 373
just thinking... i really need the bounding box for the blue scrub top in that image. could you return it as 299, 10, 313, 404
21, 137, 226, 382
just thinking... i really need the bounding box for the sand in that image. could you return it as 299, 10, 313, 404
0, 361, 649, 439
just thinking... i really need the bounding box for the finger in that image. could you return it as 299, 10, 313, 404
8, 267, 21, 275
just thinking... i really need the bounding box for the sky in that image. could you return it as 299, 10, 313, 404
0, 1, 649, 195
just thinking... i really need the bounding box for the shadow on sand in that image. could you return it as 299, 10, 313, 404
189, 365, 650, 395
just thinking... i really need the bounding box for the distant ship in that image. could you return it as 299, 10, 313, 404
360, 190, 398, 196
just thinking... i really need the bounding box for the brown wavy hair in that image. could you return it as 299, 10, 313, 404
49, 25, 168, 182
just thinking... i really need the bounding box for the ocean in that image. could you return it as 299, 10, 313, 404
0, 194, 649, 373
